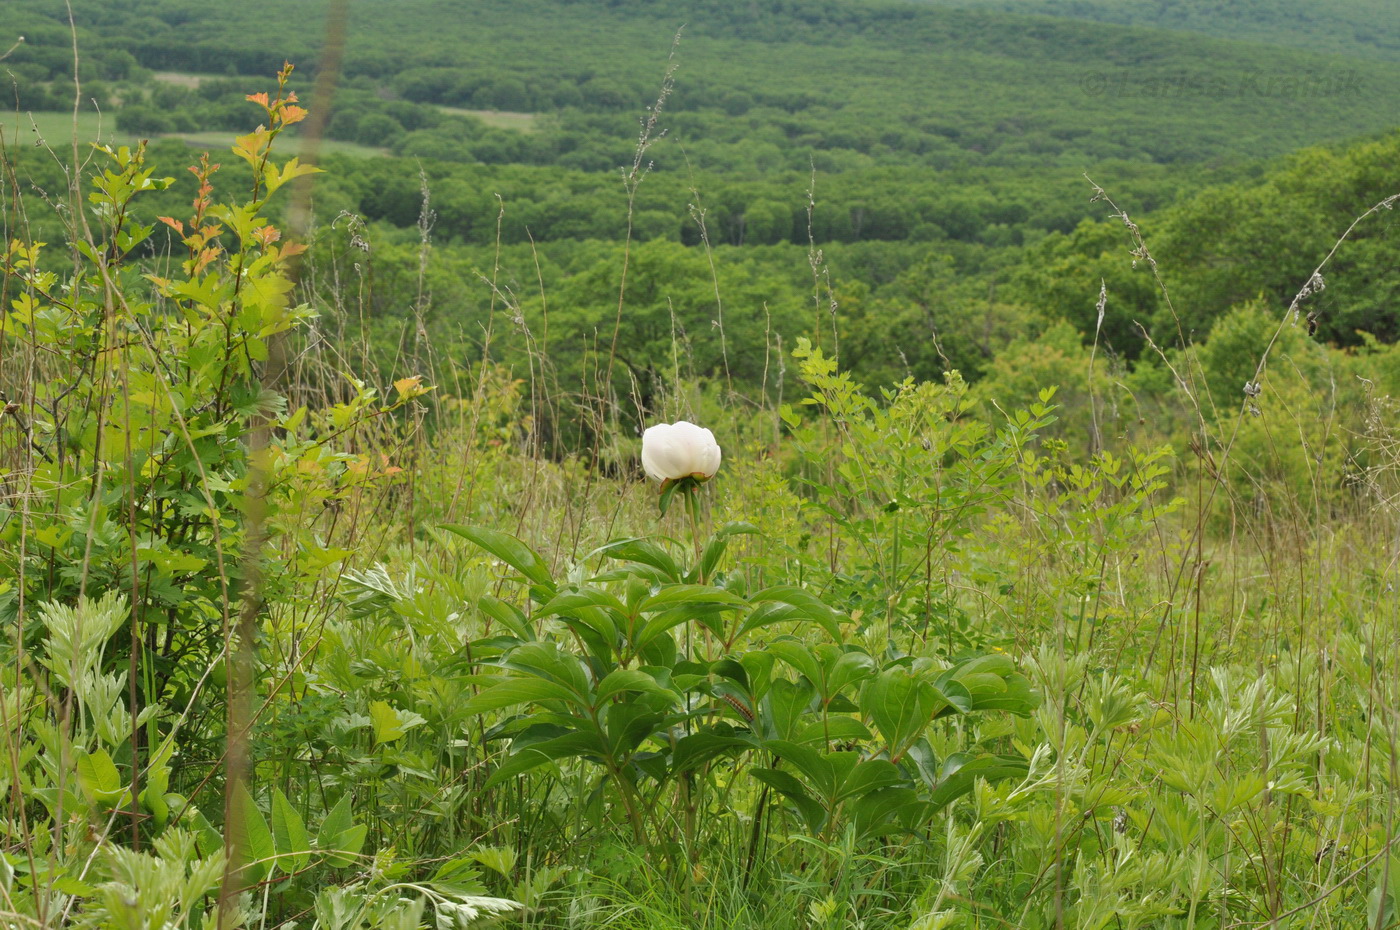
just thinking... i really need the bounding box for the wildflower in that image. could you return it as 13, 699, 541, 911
641, 420, 722, 483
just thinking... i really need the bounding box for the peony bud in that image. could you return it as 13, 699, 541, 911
641, 421, 722, 482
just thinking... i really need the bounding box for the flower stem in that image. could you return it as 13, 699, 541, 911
684, 485, 704, 581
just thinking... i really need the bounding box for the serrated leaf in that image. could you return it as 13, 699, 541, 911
369, 700, 405, 744
52, 876, 96, 897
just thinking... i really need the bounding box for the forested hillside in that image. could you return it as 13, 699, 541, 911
4, 0, 1398, 400
931, 0, 1400, 61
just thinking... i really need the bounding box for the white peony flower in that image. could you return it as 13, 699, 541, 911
641, 420, 722, 482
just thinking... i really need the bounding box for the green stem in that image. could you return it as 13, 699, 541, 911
684, 484, 704, 580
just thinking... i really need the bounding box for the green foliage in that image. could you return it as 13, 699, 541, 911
3, 2, 1400, 926
440, 515, 1037, 865
781, 340, 1047, 646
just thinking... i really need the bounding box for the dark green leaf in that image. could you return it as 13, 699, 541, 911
442, 525, 555, 590
463, 678, 583, 715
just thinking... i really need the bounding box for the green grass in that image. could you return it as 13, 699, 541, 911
437, 105, 538, 132
0, 110, 136, 150
152, 72, 538, 135
151, 70, 229, 88
0, 111, 387, 158
173, 130, 388, 158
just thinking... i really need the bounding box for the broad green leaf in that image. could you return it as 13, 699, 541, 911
537, 589, 629, 618
183, 802, 224, 859
930, 679, 974, 718
534, 590, 624, 651
637, 584, 746, 614
634, 604, 731, 652
769, 641, 822, 685
763, 741, 849, 801
740, 587, 844, 640
861, 668, 939, 758
369, 700, 420, 744
484, 732, 604, 788
594, 538, 682, 582
325, 824, 368, 869
231, 782, 274, 884
317, 794, 354, 851
739, 650, 776, 699
759, 678, 817, 742
794, 716, 872, 745
442, 524, 555, 589
462, 678, 582, 715
841, 758, 904, 802
851, 787, 923, 840
671, 730, 752, 773
139, 741, 174, 828
823, 649, 878, 699
927, 753, 1030, 812
594, 669, 670, 704
956, 673, 1008, 696
657, 479, 684, 517
499, 641, 593, 696
138, 782, 170, 829
75, 749, 123, 804
271, 788, 312, 873
750, 768, 826, 834
477, 596, 534, 640
601, 697, 680, 756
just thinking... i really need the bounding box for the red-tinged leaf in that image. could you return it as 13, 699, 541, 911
279, 105, 308, 126
193, 224, 224, 248
246, 92, 270, 107
157, 216, 184, 234
193, 246, 221, 276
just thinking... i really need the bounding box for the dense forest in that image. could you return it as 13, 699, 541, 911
4, 0, 1398, 397
936, 0, 1400, 61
